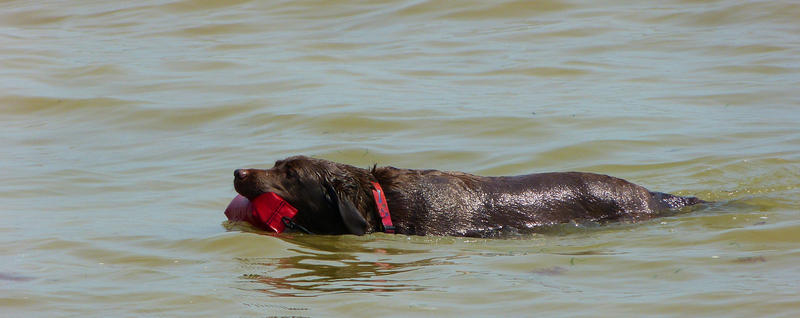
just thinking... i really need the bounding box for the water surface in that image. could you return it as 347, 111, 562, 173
1, 0, 799, 317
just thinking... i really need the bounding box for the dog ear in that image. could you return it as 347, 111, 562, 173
324, 183, 368, 235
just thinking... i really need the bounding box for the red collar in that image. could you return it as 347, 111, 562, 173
371, 181, 395, 234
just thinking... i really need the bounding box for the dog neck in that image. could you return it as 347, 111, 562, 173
370, 181, 395, 233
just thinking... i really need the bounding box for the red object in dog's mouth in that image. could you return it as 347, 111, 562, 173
225, 193, 298, 233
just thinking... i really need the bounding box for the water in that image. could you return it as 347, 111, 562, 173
1, 0, 799, 316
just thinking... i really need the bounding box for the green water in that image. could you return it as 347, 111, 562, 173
1, 0, 799, 317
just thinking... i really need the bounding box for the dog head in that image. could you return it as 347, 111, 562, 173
232, 156, 371, 235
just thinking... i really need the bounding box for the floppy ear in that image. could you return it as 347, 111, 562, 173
325, 183, 368, 235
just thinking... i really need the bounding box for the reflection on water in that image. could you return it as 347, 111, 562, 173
236, 236, 457, 297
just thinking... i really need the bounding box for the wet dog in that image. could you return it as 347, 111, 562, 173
227, 156, 704, 237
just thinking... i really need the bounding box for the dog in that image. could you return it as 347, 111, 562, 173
227, 155, 705, 237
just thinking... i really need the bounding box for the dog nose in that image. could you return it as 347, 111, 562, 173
234, 169, 249, 180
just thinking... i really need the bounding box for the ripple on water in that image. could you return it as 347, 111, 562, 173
2, 0, 800, 316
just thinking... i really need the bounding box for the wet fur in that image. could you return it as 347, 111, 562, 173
232, 156, 704, 237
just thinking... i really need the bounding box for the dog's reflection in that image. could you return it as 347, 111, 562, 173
236, 236, 459, 297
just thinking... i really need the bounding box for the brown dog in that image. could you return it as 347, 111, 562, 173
228, 155, 704, 237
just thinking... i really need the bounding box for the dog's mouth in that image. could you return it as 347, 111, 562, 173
229, 168, 313, 234
233, 182, 263, 201
233, 168, 273, 201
